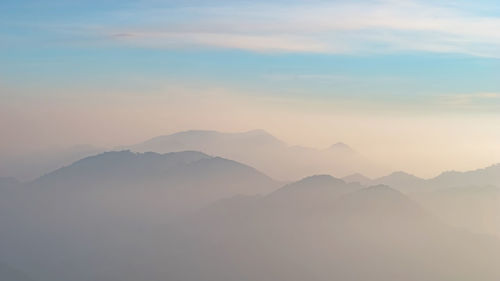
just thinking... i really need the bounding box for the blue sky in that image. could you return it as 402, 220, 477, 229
2, 0, 500, 176
2, 0, 500, 109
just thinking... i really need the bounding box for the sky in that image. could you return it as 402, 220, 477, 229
1, 0, 500, 177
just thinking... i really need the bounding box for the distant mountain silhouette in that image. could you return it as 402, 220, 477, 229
362, 164, 500, 236
34, 150, 210, 186
328, 142, 355, 153
28, 150, 279, 218
370, 171, 426, 190
366, 163, 500, 192
2, 149, 500, 281
342, 173, 372, 185
0, 151, 281, 281
414, 185, 500, 236
273, 175, 347, 193
2, 159, 500, 281
427, 163, 500, 189
126, 129, 384, 180
128, 129, 285, 152
150, 177, 500, 281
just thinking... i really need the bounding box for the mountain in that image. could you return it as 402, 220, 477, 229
26, 150, 279, 219
427, 164, 500, 189
328, 142, 355, 153
146, 177, 500, 281
268, 175, 362, 209
413, 185, 500, 236
126, 129, 385, 181
370, 171, 426, 191
3, 165, 500, 281
128, 129, 285, 153
369, 163, 500, 192
0, 151, 280, 281
272, 175, 348, 194
342, 173, 372, 185
367, 164, 500, 236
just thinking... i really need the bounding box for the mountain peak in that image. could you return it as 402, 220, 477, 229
328, 142, 355, 152
271, 175, 348, 196
34, 150, 213, 185
388, 171, 419, 178
242, 129, 272, 136
295, 174, 346, 186
342, 173, 372, 185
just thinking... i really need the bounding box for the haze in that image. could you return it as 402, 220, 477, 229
2, 0, 500, 178
1, 0, 500, 280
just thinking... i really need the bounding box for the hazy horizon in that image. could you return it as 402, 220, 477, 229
2, 1, 500, 280
3, 0, 500, 178
2, 126, 500, 179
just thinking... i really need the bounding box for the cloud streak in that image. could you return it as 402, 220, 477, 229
92, 0, 500, 56
438, 92, 500, 110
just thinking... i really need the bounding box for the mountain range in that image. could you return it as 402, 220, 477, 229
343, 163, 500, 191
125, 129, 384, 180
1, 142, 500, 280
150, 176, 500, 281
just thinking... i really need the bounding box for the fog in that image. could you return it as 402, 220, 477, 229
3, 0, 500, 279
1, 146, 499, 281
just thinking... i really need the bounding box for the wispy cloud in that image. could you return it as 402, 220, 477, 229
437, 92, 500, 110
88, 0, 500, 56
110, 32, 329, 53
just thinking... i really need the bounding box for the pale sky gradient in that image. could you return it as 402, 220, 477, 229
2, 0, 500, 178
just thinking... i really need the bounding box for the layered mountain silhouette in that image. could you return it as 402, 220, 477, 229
125, 129, 383, 180
150, 176, 500, 281
0, 151, 280, 281
2, 149, 500, 281
370, 171, 426, 191
342, 164, 500, 235
34, 150, 274, 190
19, 150, 279, 221
427, 163, 500, 188
343, 163, 500, 192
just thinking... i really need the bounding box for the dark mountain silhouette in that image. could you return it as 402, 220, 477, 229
23, 150, 279, 221
126, 129, 384, 180
32, 150, 277, 190
34, 150, 210, 185
0, 151, 280, 281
